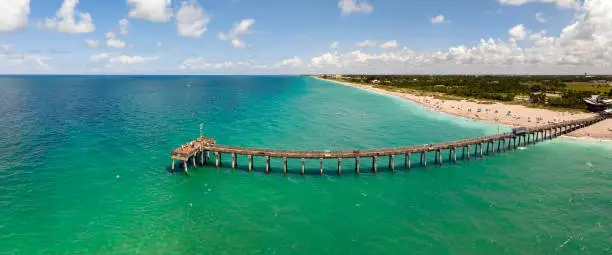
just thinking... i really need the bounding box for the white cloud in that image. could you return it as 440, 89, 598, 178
380, 40, 398, 49
297, 0, 612, 74
535, 12, 547, 23
105, 32, 126, 48
44, 0, 95, 34
508, 24, 528, 41
338, 0, 373, 15
127, 0, 172, 22
85, 39, 99, 48
356, 40, 376, 48
330, 41, 339, 49
109, 55, 159, 64
90, 53, 109, 62
498, 0, 581, 9
0, 0, 30, 32
180, 57, 251, 69
219, 19, 255, 48
176, 1, 210, 38
431, 15, 445, 24
119, 18, 129, 35
276, 57, 302, 67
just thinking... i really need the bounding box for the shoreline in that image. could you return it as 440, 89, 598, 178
313, 76, 611, 140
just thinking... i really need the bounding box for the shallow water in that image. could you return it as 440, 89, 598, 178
0, 76, 611, 254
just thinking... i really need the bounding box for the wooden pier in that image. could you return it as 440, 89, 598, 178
170, 115, 608, 176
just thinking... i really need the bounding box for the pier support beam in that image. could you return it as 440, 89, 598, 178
438, 149, 442, 166
232, 153, 236, 170
248, 155, 253, 172
215, 152, 219, 168
467, 145, 470, 161
424, 152, 427, 168
390, 155, 395, 172
200, 151, 204, 166
283, 157, 287, 175
453, 148, 457, 163
479, 143, 483, 157
373, 156, 378, 173
219, 153, 223, 166
171, 159, 175, 173
320, 158, 324, 175
338, 158, 342, 175
184, 161, 189, 176
265, 156, 270, 174
355, 156, 360, 175
301, 158, 305, 176
192, 157, 197, 170
407, 153, 412, 169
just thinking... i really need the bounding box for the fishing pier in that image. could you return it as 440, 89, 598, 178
170, 114, 608, 176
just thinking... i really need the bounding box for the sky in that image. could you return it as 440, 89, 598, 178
0, 0, 610, 74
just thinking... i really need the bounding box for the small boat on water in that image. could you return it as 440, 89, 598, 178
583, 95, 612, 111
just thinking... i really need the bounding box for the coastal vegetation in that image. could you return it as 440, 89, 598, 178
321, 75, 612, 111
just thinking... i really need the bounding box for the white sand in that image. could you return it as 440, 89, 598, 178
316, 77, 610, 140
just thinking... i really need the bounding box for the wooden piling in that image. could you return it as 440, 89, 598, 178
215, 152, 219, 168
184, 161, 189, 176
407, 152, 412, 169
301, 158, 305, 176
355, 156, 360, 174
265, 156, 270, 174
390, 155, 395, 171
373, 156, 378, 173
192, 157, 197, 169
200, 150, 204, 166
320, 158, 323, 175
438, 149, 442, 166
283, 157, 287, 175
338, 158, 342, 175
171, 159, 175, 173
423, 152, 427, 168
479, 143, 483, 157
453, 148, 457, 163
248, 155, 253, 172
232, 153, 236, 170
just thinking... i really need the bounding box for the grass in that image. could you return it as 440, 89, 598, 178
565, 82, 612, 93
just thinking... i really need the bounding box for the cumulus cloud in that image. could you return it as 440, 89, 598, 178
85, 39, 99, 48
356, 40, 376, 48
338, 0, 373, 15
180, 57, 251, 69
330, 41, 339, 49
0, 45, 52, 72
430, 15, 445, 24
219, 19, 255, 48
380, 40, 398, 49
127, 0, 172, 22
176, 1, 210, 38
498, 0, 581, 9
109, 55, 159, 64
44, 0, 95, 33
296, 0, 612, 74
535, 12, 547, 23
105, 32, 126, 48
119, 18, 129, 35
0, 0, 30, 32
508, 24, 528, 41
90, 53, 109, 62
276, 57, 302, 67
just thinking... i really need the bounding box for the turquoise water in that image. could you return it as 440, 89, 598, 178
1, 76, 611, 254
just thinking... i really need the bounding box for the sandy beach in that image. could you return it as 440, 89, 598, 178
316, 77, 611, 140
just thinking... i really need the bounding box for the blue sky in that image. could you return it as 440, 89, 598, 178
0, 0, 610, 74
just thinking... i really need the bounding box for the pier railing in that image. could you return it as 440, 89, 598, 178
170, 115, 607, 176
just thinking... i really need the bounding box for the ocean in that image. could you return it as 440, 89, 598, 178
0, 75, 611, 254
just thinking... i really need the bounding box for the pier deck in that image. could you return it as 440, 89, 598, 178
170, 114, 608, 176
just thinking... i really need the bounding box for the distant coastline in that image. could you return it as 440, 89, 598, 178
313, 76, 611, 140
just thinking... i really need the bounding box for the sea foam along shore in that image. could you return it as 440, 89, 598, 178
314, 76, 611, 140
